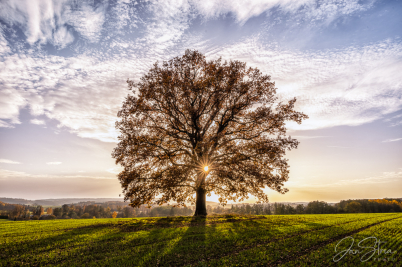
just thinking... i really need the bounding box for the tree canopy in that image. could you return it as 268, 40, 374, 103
112, 50, 308, 215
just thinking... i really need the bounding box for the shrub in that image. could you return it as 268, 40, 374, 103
80, 213, 90, 219
31, 215, 39, 220
39, 215, 56, 220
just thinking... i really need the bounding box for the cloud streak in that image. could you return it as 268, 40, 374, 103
30, 119, 45, 125
0, 168, 114, 180
382, 138, 402, 143
0, 159, 21, 164
46, 162, 62, 165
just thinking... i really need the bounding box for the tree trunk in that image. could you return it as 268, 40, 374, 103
194, 186, 207, 216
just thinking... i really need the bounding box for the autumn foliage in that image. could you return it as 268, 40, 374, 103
113, 50, 308, 215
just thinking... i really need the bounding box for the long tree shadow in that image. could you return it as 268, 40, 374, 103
140, 215, 274, 266
140, 216, 208, 266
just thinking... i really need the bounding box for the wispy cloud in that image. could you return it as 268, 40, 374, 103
0, 159, 21, 164
0, 88, 26, 127
0, 0, 112, 47
0, 168, 114, 180
384, 114, 402, 121
331, 171, 402, 186
107, 166, 123, 174
30, 119, 45, 125
0, 0, 71, 46
390, 121, 402, 127
66, 2, 107, 43
385, 114, 402, 127
0, 169, 27, 178
291, 135, 330, 139
382, 138, 402, 143
46, 162, 62, 165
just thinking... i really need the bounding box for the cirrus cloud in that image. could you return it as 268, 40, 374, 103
46, 162, 62, 165
0, 159, 21, 164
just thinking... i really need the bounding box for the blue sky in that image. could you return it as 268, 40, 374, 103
0, 0, 401, 202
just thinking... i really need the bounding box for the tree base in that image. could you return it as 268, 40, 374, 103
193, 210, 207, 217
194, 186, 207, 216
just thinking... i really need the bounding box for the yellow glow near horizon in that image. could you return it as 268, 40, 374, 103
204, 166, 208, 172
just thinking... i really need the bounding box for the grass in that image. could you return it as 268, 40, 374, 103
0, 214, 401, 266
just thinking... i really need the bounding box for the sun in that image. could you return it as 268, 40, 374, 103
195, 155, 212, 175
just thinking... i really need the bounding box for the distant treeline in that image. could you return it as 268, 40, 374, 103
0, 201, 194, 220
224, 199, 402, 215
1, 198, 401, 220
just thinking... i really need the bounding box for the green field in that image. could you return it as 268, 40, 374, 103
1, 213, 401, 266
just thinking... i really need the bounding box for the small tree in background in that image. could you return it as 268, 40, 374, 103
122, 206, 135, 218
169, 207, 175, 217
62, 204, 70, 217
11, 205, 26, 219
112, 211, 117, 218
53, 207, 62, 218
33, 206, 44, 216
346, 201, 362, 213
113, 50, 308, 216
295, 204, 305, 214
46, 207, 53, 215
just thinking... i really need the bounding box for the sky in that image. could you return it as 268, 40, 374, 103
0, 0, 401, 203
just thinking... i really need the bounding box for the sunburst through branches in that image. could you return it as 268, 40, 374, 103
194, 155, 213, 187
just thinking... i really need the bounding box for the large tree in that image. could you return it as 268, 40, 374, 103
112, 50, 308, 216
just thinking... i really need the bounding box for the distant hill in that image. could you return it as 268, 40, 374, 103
0, 198, 344, 207
0, 197, 220, 207
206, 201, 220, 206
0, 198, 124, 206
